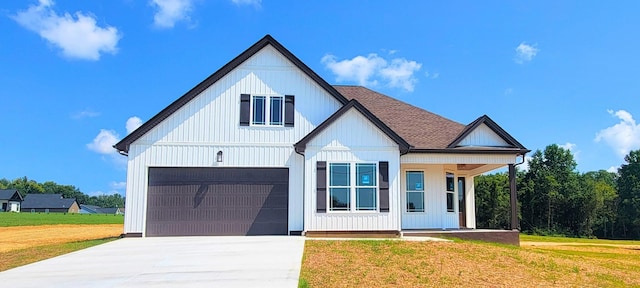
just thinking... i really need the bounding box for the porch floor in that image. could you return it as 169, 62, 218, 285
402, 229, 520, 246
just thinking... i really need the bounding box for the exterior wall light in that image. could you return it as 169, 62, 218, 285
216, 151, 223, 162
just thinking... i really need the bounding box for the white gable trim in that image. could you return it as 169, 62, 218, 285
457, 123, 510, 147
305, 109, 400, 151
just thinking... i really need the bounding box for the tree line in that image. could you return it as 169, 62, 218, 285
476, 144, 640, 240
0, 177, 125, 208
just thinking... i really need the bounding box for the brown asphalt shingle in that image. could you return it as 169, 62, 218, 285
334, 85, 466, 150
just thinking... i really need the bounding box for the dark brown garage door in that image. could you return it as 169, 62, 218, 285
146, 167, 288, 237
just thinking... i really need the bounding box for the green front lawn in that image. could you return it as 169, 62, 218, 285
0, 212, 124, 227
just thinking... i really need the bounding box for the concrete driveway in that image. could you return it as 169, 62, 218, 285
0, 236, 305, 288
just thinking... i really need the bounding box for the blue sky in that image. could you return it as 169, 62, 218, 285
1, 0, 639, 196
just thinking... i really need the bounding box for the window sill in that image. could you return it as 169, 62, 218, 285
246, 124, 286, 128
325, 211, 381, 215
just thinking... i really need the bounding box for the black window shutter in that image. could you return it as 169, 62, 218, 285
284, 95, 295, 127
316, 161, 327, 213
379, 161, 390, 212
239, 94, 250, 126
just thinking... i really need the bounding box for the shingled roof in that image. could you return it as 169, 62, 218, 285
0, 190, 22, 201
334, 86, 466, 150
334, 86, 528, 153
22, 194, 77, 209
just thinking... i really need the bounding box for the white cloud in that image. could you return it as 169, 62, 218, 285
595, 109, 640, 158
606, 166, 618, 173
150, 0, 193, 28
12, 0, 120, 60
87, 129, 119, 155
322, 53, 422, 92
231, 0, 262, 7
514, 42, 538, 64
559, 142, 576, 152
126, 116, 143, 134
110, 181, 126, 190
379, 59, 422, 92
71, 109, 100, 119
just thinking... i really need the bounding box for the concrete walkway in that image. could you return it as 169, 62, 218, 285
0, 236, 305, 288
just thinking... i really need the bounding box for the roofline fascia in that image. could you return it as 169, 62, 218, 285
407, 148, 531, 155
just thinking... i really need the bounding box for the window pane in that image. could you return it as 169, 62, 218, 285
356, 188, 376, 211
446, 173, 455, 192
407, 191, 424, 212
270, 96, 283, 125
356, 164, 376, 186
330, 188, 350, 211
447, 192, 454, 212
329, 163, 350, 186
406, 171, 424, 191
252, 96, 265, 125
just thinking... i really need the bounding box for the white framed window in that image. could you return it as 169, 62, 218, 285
406, 171, 425, 212
329, 163, 350, 211
251, 95, 284, 126
446, 172, 455, 212
329, 162, 378, 212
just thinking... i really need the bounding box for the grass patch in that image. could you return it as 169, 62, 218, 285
0, 238, 117, 272
300, 238, 640, 287
0, 213, 124, 227
521, 234, 640, 245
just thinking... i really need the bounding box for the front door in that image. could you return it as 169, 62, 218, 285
458, 177, 466, 228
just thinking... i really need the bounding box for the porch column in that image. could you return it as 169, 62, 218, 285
508, 164, 519, 230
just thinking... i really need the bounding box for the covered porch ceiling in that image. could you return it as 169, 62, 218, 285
455, 164, 507, 176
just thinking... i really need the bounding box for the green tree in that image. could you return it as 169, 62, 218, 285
582, 170, 618, 238
617, 150, 640, 239
475, 173, 511, 229
8, 177, 45, 195
521, 144, 584, 236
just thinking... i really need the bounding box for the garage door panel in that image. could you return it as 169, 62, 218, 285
146, 167, 288, 236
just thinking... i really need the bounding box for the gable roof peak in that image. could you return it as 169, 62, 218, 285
294, 99, 411, 154
448, 114, 528, 151
114, 34, 348, 154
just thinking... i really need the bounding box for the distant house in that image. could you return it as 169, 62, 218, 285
21, 194, 80, 213
80, 204, 124, 215
0, 190, 23, 212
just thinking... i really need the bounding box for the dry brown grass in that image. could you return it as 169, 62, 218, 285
0, 238, 117, 272
0, 224, 123, 252
300, 239, 640, 288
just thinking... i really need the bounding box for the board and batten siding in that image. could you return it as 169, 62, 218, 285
400, 165, 459, 229
303, 109, 401, 232
457, 123, 510, 147
123, 45, 343, 235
